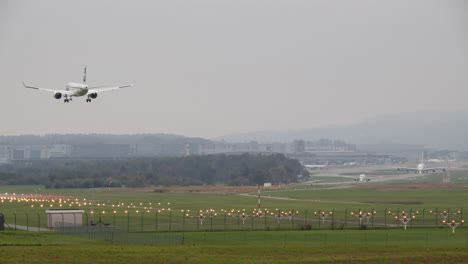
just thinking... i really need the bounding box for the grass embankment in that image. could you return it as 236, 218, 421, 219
1, 231, 468, 264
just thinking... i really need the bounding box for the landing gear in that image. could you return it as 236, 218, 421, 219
86, 98, 92, 103
64, 96, 72, 103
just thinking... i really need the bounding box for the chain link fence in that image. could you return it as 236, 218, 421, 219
0, 208, 464, 232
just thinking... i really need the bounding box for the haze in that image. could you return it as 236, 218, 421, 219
1, 0, 467, 139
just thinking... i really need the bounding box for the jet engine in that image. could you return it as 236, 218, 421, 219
89, 93, 98, 99
53, 92, 62, 99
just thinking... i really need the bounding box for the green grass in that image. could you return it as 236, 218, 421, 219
1, 244, 466, 264
261, 187, 468, 209
1, 183, 467, 231
0, 231, 106, 246
0, 230, 468, 263
2, 181, 468, 264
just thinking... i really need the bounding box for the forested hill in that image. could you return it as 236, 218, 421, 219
0, 154, 306, 188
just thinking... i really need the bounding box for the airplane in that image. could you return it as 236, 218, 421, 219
304, 161, 328, 170
397, 153, 446, 174
22, 67, 132, 103
354, 173, 370, 182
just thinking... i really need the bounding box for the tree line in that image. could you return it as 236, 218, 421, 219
0, 154, 307, 188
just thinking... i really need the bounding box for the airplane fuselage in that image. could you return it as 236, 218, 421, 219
66, 82, 88, 97
416, 163, 424, 173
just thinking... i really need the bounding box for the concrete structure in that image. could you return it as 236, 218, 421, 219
359, 144, 424, 162
46, 209, 85, 228
0, 146, 10, 163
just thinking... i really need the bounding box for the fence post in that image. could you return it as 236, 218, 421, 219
155, 210, 158, 232
305, 209, 308, 225
210, 211, 213, 231
13, 213, 16, 231
37, 213, 40, 231
0, 213, 4, 231
224, 212, 227, 231
99, 213, 102, 231
25, 213, 29, 231
396, 208, 400, 228
422, 208, 425, 226
169, 209, 172, 232
197, 211, 200, 231
318, 209, 321, 228
310, 209, 313, 228
410, 208, 413, 227
182, 211, 185, 232
435, 208, 438, 226
332, 209, 335, 229
113, 212, 116, 232
127, 212, 130, 232
292, 209, 295, 228
85, 213, 89, 232
251, 214, 254, 230
141, 211, 144, 232
345, 209, 348, 229
384, 208, 387, 228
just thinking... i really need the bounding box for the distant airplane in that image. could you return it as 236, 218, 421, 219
23, 67, 132, 103
304, 161, 328, 170
397, 153, 446, 174
354, 173, 370, 182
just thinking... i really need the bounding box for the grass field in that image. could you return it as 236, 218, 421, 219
1, 230, 468, 263
1, 168, 468, 264
1, 182, 467, 231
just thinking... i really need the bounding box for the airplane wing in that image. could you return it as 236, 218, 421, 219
22, 82, 71, 95
423, 167, 446, 172
397, 168, 417, 172
88, 84, 133, 94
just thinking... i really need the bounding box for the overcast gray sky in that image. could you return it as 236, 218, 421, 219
1, 0, 467, 138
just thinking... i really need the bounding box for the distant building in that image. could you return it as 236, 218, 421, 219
46, 144, 72, 158
359, 144, 424, 162
0, 146, 10, 163
198, 141, 290, 155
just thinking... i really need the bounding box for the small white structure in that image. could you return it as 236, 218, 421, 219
45, 209, 85, 228
263, 183, 272, 187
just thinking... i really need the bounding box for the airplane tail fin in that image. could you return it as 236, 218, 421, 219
83, 66, 87, 83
